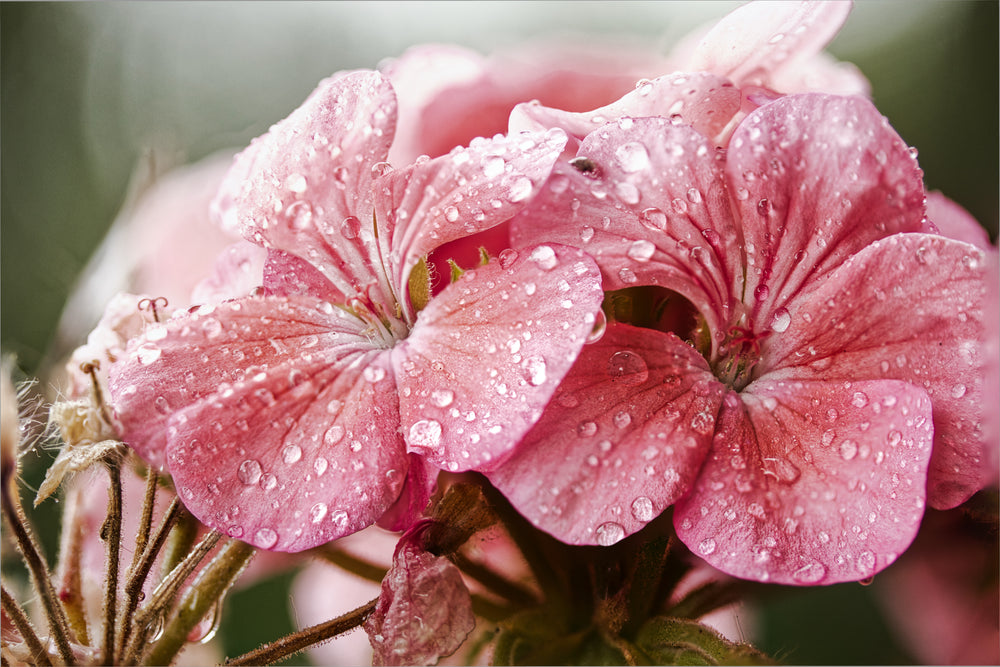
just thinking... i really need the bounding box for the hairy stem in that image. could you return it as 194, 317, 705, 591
1, 585, 53, 667
100, 454, 125, 665
224, 598, 378, 667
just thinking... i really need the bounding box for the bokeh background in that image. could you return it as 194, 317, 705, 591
2, 2, 997, 665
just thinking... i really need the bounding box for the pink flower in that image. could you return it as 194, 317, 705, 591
108, 71, 604, 552
489, 93, 992, 584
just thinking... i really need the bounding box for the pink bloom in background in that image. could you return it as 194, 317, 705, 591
490, 93, 991, 584
108, 70, 604, 552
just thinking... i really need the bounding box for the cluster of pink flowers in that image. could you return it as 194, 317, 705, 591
52, 1, 995, 663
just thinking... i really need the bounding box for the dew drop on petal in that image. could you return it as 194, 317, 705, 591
341, 216, 362, 240
698, 538, 717, 555
596, 522, 625, 546
408, 419, 442, 450
363, 366, 386, 383
136, 343, 162, 365
857, 550, 877, 576
950, 383, 967, 398
285, 173, 307, 193
310, 503, 328, 523
770, 308, 791, 332
618, 267, 638, 284
324, 425, 344, 446
238, 460, 262, 485
631, 496, 654, 522
524, 356, 547, 386
498, 248, 519, 269
507, 176, 534, 203
851, 391, 869, 408
577, 421, 598, 437
431, 389, 455, 407
626, 239, 656, 262
444, 206, 460, 222
640, 207, 667, 231
314, 457, 329, 476
839, 440, 859, 461
254, 528, 278, 549
614, 142, 650, 173
608, 350, 649, 385
529, 245, 558, 270
282, 444, 302, 464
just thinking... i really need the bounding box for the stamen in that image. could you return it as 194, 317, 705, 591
138, 296, 169, 323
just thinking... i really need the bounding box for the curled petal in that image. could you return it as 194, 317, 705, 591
376, 128, 568, 322
189, 240, 266, 305
392, 244, 603, 472
727, 94, 926, 327
766, 234, 993, 509
925, 191, 995, 251
213, 71, 398, 306
514, 117, 740, 349
488, 324, 724, 545
365, 522, 475, 666
509, 72, 741, 146
681, 1, 854, 91
675, 378, 932, 585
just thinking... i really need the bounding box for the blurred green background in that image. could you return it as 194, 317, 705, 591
2, 2, 997, 665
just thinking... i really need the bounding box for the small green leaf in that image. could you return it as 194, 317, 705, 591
635, 616, 774, 666
448, 259, 465, 283
408, 256, 432, 313
478, 246, 491, 266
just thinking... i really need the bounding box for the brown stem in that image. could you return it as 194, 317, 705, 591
312, 544, 389, 584
101, 455, 125, 665
1, 585, 53, 667
1, 474, 75, 664
223, 598, 378, 666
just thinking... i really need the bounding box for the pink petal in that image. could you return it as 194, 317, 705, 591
763, 233, 992, 510
212, 71, 398, 308
675, 378, 933, 585
726, 94, 925, 327
365, 522, 475, 666
509, 72, 741, 147
682, 1, 853, 91
488, 324, 724, 545
375, 128, 567, 323
392, 244, 603, 472
512, 117, 741, 349
109, 295, 409, 551
925, 191, 995, 251
377, 454, 439, 533
189, 240, 266, 305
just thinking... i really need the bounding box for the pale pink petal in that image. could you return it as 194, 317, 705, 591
512, 117, 741, 348
381, 44, 492, 166
375, 128, 568, 322
261, 248, 341, 302
392, 244, 603, 472
925, 191, 995, 250
681, 1, 854, 91
674, 378, 932, 585
212, 71, 398, 308
109, 295, 410, 551
768, 50, 870, 98
365, 523, 475, 666
488, 324, 724, 545
727, 94, 925, 326
189, 240, 266, 305
509, 72, 741, 147
764, 234, 992, 510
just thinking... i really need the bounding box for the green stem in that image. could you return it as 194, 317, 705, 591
312, 544, 389, 585
451, 551, 539, 608
223, 598, 377, 667
143, 539, 255, 666
1, 585, 53, 667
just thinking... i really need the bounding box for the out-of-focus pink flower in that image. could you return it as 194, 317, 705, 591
108, 71, 604, 552
491, 94, 991, 584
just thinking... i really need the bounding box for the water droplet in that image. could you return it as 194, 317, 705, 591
631, 496, 654, 522
310, 503, 328, 523
686, 188, 703, 204
596, 522, 625, 546
282, 443, 302, 464
698, 538, 717, 555
238, 459, 262, 485
254, 528, 278, 549
285, 173, 307, 193
626, 239, 656, 262
613, 411, 632, 429
498, 248, 519, 269
839, 440, 858, 461
735, 187, 750, 201
757, 199, 772, 216
363, 366, 386, 383
314, 457, 329, 476
507, 176, 533, 202
408, 419, 442, 450
608, 350, 649, 385
444, 206, 460, 222
324, 425, 344, 446
431, 389, 455, 407
770, 457, 801, 484
523, 356, 547, 386
793, 561, 827, 584
857, 550, 876, 576
640, 207, 667, 231
529, 245, 558, 270
614, 142, 650, 173
285, 200, 314, 230
136, 343, 162, 365
754, 284, 770, 301
770, 308, 791, 332
341, 216, 362, 239
577, 421, 598, 437
483, 155, 506, 178
618, 267, 638, 284
851, 391, 869, 408
950, 383, 967, 398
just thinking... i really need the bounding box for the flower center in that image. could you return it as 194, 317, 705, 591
711, 326, 764, 391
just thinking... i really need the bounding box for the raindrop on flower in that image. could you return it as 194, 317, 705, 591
626, 239, 656, 262
529, 245, 558, 270
408, 419, 442, 450
237, 459, 263, 485
608, 350, 649, 385
770, 308, 791, 332
698, 538, 717, 555
792, 561, 827, 584
839, 439, 859, 461
640, 207, 667, 231
631, 496, 654, 521
310, 503, 329, 523
595, 521, 625, 546
341, 215, 362, 239
507, 176, 533, 203
136, 343, 162, 365
282, 443, 302, 464
431, 389, 455, 407
614, 142, 651, 173
523, 356, 547, 386
498, 248, 519, 269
